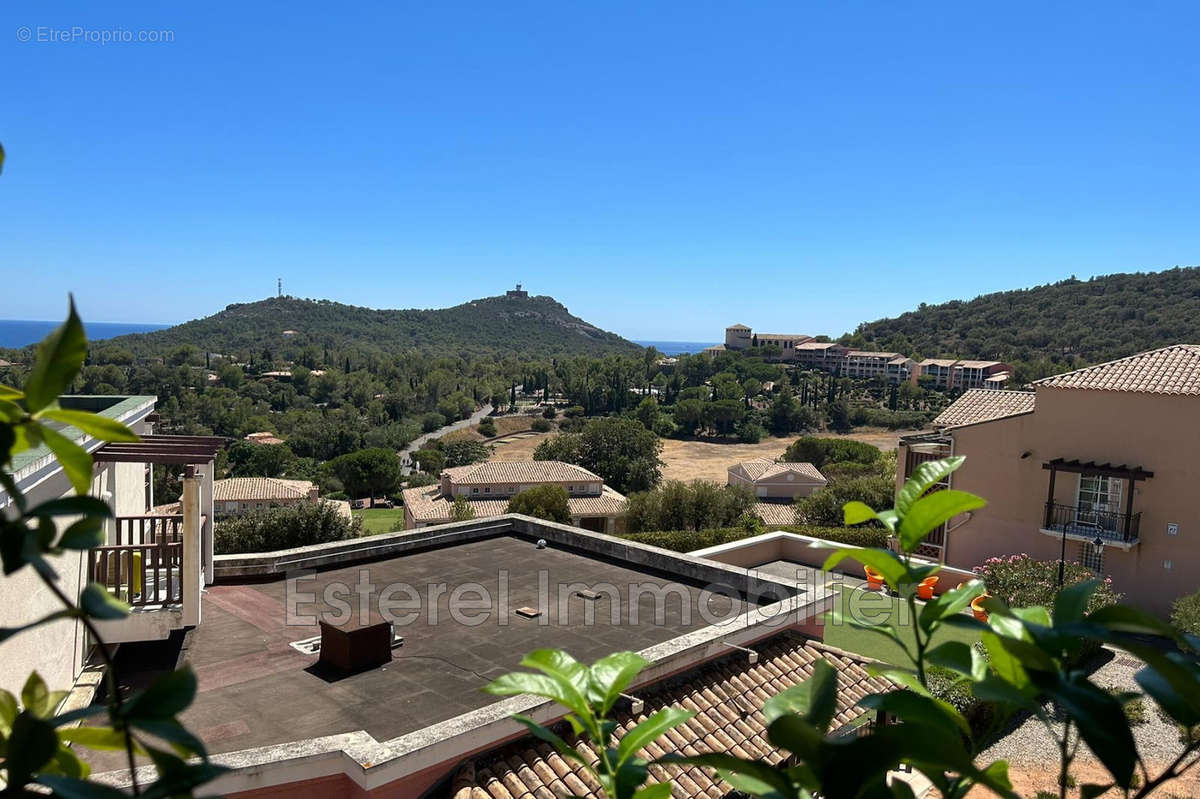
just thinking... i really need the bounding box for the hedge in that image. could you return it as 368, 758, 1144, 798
215, 501, 361, 555
620, 524, 888, 554
1172, 590, 1200, 639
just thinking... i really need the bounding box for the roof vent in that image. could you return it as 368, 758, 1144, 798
515, 606, 542, 619
576, 589, 601, 601
535, 539, 547, 549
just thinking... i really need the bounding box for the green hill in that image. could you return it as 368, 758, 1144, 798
105, 293, 642, 360
847, 266, 1200, 378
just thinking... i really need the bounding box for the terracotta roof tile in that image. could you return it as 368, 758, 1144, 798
443, 461, 602, 485
448, 634, 880, 799
932, 389, 1036, 428
401, 484, 627, 524
734, 458, 826, 483
1033, 344, 1200, 395
211, 477, 316, 502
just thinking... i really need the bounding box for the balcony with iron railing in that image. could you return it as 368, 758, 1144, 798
1041, 502, 1141, 545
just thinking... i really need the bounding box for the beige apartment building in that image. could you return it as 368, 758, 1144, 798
917, 358, 1012, 389
898, 346, 1200, 616
401, 460, 627, 532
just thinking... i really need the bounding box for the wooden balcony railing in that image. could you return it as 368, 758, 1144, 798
87, 515, 186, 607
1042, 502, 1141, 544
114, 514, 182, 546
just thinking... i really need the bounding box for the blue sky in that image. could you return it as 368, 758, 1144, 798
3, 2, 1198, 340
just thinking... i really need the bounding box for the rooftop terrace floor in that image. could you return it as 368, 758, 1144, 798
95, 535, 761, 767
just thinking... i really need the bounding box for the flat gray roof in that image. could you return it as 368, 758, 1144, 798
89, 532, 794, 770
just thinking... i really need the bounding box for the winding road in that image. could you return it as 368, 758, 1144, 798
399, 403, 494, 474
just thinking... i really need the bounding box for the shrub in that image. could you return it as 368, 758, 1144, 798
442, 439, 490, 467
507, 484, 572, 524
406, 472, 437, 488
531, 418, 553, 432
477, 417, 497, 437
782, 436, 881, 468
542, 405, 557, 419
926, 664, 1001, 742
794, 475, 896, 527
1171, 590, 1200, 638
412, 447, 445, 475
974, 554, 1122, 613
564, 405, 586, 418
421, 411, 447, 433
533, 417, 663, 494
737, 422, 764, 444
450, 495, 476, 522
215, 501, 360, 554
625, 481, 756, 534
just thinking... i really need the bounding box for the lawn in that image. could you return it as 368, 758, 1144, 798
352, 508, 405, 535
822, 584, 981, 666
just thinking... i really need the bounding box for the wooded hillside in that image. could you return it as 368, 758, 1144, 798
104, 293, 641, 360
846, 266, 1200, 380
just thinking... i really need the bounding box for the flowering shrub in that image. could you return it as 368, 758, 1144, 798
974, 553, 1121, 613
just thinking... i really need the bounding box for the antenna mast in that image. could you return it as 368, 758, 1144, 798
277, 278, 282, 297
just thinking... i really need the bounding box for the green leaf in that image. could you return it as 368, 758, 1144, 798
842, 500, 878, 526
24, 298, 88, 413
632, 783, 674, 799
1135, 662, 1200, 727
522, 648, 590, 693
509, 714, 588, 765
1053, 578, 1099, 625
895, 456, 964, 516
121, 666, 198, 721
918, 578, 985, 632
483, 671, 591, 719
0, 519, 32, 574
926, 640, 987, 681
7, 710, 60, 787
80, 583, 130, 620
26, 495, 112, 519
822, 547, 909, 591
43, 744, 89, 779
0, 688, 18, 728
22, 671, 51, 717
763, 660, 838, 732
588, 651, 649, 715
40, 424, 93, 495
130, 718, 206, 758
57, 517, 105, 550
615, 707, 694, 766
657, 752, 795, 797
859, 690, 971, 739
765, 712, 825, 762
59, 725, 140, 752
1085, 604, 1177, 638
897, 490, 985, 552
39, 407, 139, 443
0, 610, 75, 644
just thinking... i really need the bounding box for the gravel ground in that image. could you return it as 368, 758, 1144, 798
971, 647, 1199, 797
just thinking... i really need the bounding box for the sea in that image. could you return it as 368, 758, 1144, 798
0, 320, 169, 349
633, 340, 717, 356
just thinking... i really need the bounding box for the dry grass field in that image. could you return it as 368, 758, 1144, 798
440, 413, 543, 443
486, 426, 913, 483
